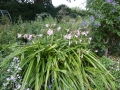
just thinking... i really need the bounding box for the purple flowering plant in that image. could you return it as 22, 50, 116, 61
88, 0, 120, 57
106, 0, 113, 2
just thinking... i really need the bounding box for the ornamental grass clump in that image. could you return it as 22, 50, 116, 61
0, 20, 116, 90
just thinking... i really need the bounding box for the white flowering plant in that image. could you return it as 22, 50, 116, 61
0, 57, 31, 90
1, 57, 22, 90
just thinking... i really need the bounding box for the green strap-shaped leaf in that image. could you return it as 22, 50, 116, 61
21, 60, 34, 90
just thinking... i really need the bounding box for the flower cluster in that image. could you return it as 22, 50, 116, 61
94, 21, 101, 27
2, 57, 22, 90
45, 23, 56, 28
90, 15, 95, 22
80, 19, 88, 27
45, 24, 61, 35
64, 33, 72, 40
2, 57, 31, 90
47, 29, 54, 36
17, 24, 62, 42
106, 0, 118, 5
106, 0, 113, 3
17, 22, 92, 47
17, 33, 35, 41
17, 24, 62, 45
57, 26, 61, 31
63, 29, 92, 45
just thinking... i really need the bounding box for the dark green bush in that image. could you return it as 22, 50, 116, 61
0, 2, 54, 22
0, 2, 88, 23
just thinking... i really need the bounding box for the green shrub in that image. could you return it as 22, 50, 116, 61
100, 56, 120, 90
88, 0, 120, 56
0, 16, 11, 25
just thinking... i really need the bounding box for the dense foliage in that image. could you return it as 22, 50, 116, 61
0, 0, 119, 90
0, 2, 54, 22
0, 0, 88, 22
0, 17, 118, 90
87, 0, 120, 56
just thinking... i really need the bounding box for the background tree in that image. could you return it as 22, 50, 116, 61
87, 0, 120, 56
0, 0, 18, 4
0, 0, 54, 21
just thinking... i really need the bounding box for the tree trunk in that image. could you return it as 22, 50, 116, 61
104, 48, 108, 57
103, 38, 109, 57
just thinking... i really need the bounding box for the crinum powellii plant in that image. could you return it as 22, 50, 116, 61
0, 17, 116, 90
